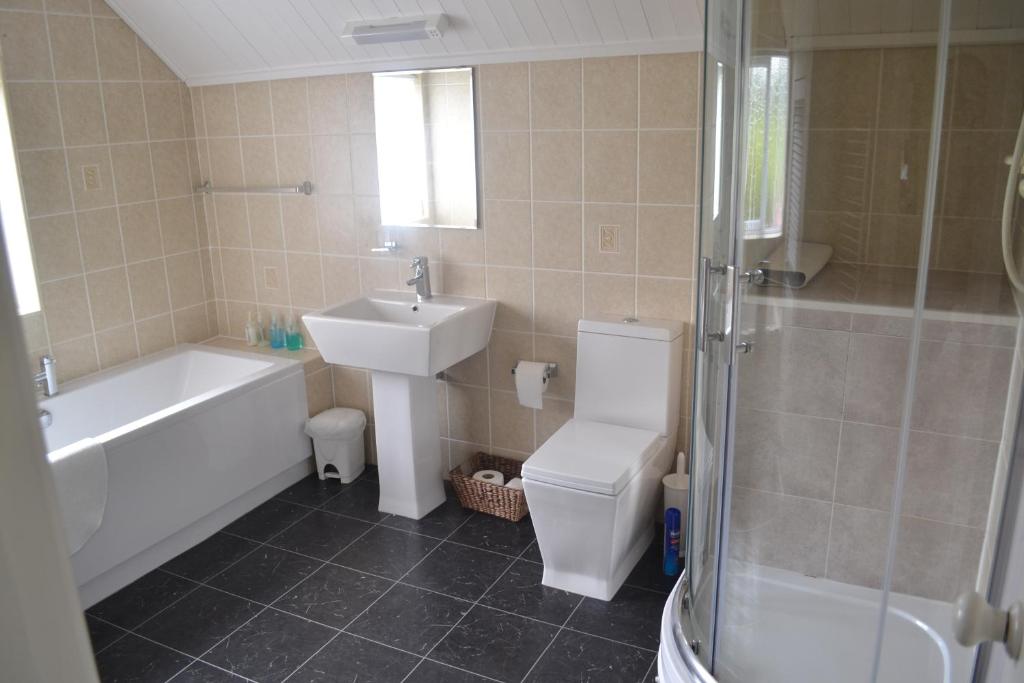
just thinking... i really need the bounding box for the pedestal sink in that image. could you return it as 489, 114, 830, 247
303, 291, 496, 519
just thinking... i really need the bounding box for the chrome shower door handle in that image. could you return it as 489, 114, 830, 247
696, 256, 727, 352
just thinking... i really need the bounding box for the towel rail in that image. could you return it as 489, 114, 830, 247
195, 180, 313, 196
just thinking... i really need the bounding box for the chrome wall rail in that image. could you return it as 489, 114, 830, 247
195, 180, 314, 196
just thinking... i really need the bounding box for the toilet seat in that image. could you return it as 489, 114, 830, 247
522, 419, 661, 495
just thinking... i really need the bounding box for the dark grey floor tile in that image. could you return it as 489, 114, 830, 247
161, 533, 260, 582
521, 540, 543, 563
270, 510, 372, 560
87, 570, 197, 630
288, 632, 420, 682
404, 542, 512, 601
407, 660, 492, 682
94, 633, 192, 683
275, 474, 348, 507
431, 605, 558, 683
208, 546, 322, 604
321, 480, 388, 522
566, 587, 666, 651
643, 660, 658, 683
480, 560, 582, 625
86, 615, 126, 653
202, 609, 335, 683
524, 630, 654, 682
449, 514, 535, 556
273, 564, 392, 629
136, 586, 261, 656
357, 465, 379, 482
331, 526, 438, 579
168, 660, 248, 681
346, 584, 469, 655
623, 535, 680, 595
223, 499, 310, 543
380, 489, 473, 539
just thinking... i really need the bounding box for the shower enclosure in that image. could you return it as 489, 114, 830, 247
671, 0, 1024, 681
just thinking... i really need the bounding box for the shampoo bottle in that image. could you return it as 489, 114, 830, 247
664, 508, 681, 577
286, 315, 304, 351
244, 312, 259, 346
269, 313, 284, 349
256, 312, 267, 346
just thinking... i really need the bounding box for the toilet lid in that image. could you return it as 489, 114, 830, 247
522, 419, 662, 495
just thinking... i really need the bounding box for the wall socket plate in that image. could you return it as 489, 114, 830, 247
81, 165, 101, 191
599, 224, 619, 253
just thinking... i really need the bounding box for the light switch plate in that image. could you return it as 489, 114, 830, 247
599, 224, 619, 253
82, 165, 101, 191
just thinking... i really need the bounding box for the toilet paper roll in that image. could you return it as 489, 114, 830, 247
505, 477, 524, 490
514, 360, 549, 409
473, 469, 505, 486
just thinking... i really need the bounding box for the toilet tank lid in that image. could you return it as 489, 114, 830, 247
577, 315, 684, 341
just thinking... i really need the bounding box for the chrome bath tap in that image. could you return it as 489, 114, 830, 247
33, 354, 58, 397
406, 256, 432, 302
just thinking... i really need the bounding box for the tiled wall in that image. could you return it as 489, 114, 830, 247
731, 303, 1015, 601
4, 0, 215, 382
190, 54, 702, 466
797, 42, 1024, 273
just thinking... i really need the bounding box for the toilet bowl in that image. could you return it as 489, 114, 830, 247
522, 315, 684, 601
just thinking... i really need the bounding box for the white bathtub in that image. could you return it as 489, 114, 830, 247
659, 566, 973, 683
40, 344, 312, 607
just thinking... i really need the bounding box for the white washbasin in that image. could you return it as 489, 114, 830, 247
303, 291, 497, 377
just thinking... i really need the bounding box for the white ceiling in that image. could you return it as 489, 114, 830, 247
108, 0, 705, 86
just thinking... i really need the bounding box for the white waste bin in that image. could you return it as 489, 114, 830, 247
304, 407, 367, 483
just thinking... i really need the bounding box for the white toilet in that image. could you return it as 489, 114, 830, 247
522, 315, 683, 601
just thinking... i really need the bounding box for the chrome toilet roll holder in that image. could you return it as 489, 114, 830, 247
511, 361, 559, 384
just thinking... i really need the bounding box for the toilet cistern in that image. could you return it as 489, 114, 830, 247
406, 256, 432, 302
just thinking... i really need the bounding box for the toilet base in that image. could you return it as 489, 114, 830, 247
541, 525, 654, 601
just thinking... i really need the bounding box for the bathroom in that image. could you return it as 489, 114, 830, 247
0, 0, 1023, 682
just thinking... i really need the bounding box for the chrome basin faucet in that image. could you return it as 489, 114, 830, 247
33, 354, 58, 397
406, 256, 432, 302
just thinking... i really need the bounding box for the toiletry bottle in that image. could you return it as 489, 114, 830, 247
256, 312, 267, 346
244, 312, 259, 346
663, 508, 681, 576
269, 313, 284, 349
286, 315, 304, 351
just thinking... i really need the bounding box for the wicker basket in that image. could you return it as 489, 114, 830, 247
449, 452, 529, 522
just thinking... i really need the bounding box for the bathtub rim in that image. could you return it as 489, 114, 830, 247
41, 343, 305, 453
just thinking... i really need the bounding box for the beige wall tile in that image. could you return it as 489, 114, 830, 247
158, 196, 198, 255
166, 251, 205, 309
941, 131, 1013, 220
638, 130, 696, 205
40, 275, 92, 342
120, 201, 161, 262
138, 41, 176, 81
220, 248, 256, 301
271, 78, 310, 135
583, 56, 637, 129
144, 83, 185, 141
239, 136, 277, 187
281, 195, 318, 252
323, 255, 360, 305
871, 130, 930, 216
58, 83, 107, 147
201, 84, 239, 137
207, 137, 244, 187
29, 213, 82, 281
936, 217, 1002, 273
536, 397, 573, 446
951, 44, 1024, 130
865, 214, 921, 268
637, 204, 695, 278
583, 272, 635, 318
844, 332, 909, 427
878, 47, 936, 129
439, 263, 484, 297
530, 59, 581, 130
127, 259, 170, 319
639, 53, 700, 129
531, 131, 581, 202
804, 130, 872, 213
236, 81, 273, 135
7, 83, 61, 150
637, 277, 691, 321
534, 269, 581, 336
346, 73, 374, 132
275, 135, 313, 185
96, 325, 139, 369
77, 207, 123, 271
490, 390, 534, 452
440, 227, 484, 264
287, 252, 324, 308
584, 131, 636, 203
486, 266, 532, 332
308, 75, 348, 135
67, 145, 116, 210
252, 250, 289, 305
808, 49, 879, 129
93, 18, 139, 81
173, 303, 211, 343
349, 134, 378, 195
488, 330, 533, 392
136, 313, 174, 355
729, 487, 832, 576
483, 200, 531, 267
482, 132, 530, 200
312, 135, 352, 195
247, 195, 284, 250
213, 195, 250, 248
51, 335, 98, 381
448, 383, 490, 444
48, 14, 98, 81
151, 140, 191, 199
86, 266, 132, 330
333, 366, 370, 414
480, 62, 529, 131
533, 201, 581, 270
0, 10, 52, 80
534, 334, 576, 400
103, 83, 149, 144
110, 142, 155, 203
446, 348, 488, 386
19, 148, 72, 217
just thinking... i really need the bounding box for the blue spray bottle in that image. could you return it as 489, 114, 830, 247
664, 507, 681, 576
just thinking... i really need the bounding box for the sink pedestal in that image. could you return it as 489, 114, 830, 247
370, 371, 446, 519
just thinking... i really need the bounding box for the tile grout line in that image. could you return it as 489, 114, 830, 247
516, 595, 586, 682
